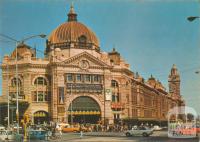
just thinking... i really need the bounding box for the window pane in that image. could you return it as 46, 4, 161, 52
67, 74, 73, 82
116, 95, 119, 102
76, 74, 81, 82
11, 78, 21, 87
93, 75, 99, 82
34, 77, 47, 85
38, 93, 43, 102
112, 95, 115, 102
111, 80, 118, 87
85, 75, 91, 82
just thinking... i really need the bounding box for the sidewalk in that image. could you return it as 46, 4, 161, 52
83, 132, 125, 137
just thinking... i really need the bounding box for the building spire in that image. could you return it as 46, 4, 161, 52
67, 3, 77, 22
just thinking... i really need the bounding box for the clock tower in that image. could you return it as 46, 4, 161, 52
168, 64, 180, 99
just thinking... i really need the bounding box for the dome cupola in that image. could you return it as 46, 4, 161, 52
46, 4, 99, 53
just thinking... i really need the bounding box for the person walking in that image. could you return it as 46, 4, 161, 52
58, 125, 62, 138
80, 125, 83, 139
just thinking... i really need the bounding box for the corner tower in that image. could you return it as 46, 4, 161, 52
168, 64, 180, 99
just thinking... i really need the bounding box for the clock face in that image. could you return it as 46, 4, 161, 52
79, 60, 89, 69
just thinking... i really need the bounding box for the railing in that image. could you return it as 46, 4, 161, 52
48, 41, 100, 52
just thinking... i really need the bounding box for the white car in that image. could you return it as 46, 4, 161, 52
153, 125, 162, 131
0, 130, 22, 141
125, 127, 153, 137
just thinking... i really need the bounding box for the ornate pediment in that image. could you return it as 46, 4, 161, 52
60, 51, 111, 69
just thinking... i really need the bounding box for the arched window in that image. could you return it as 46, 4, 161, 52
78, 35, 87, 43
78, 35, 87, 48
34, 77, 47, 85
11, 77, 22, 87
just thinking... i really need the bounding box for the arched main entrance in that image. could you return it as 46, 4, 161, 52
34, 111, 49, 124
68, 96, 101, 124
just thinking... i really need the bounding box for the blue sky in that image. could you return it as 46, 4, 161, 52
0, 0, 200, 114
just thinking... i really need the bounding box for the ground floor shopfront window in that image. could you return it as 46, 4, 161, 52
68, 96, 101, 124
33, 111, 49, 124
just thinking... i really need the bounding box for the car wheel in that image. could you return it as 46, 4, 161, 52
142, 133, 149, 137
126, 132, 131, 137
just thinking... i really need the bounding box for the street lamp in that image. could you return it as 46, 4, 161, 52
0, 33, 46, 134
187, 16, 200, 22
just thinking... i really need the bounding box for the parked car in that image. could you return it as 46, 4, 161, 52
12, 123, 22, 131
0, 130, 23, 141
0, 124, 5, 130
28, 130, 48, 140
153, 125, 162, 131
125, 126, 153, 137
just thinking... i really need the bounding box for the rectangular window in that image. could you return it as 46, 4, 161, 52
85, 74, 91, 82
76, 74, 82, 82
116, 95, 119, 102
93, 75, 100, 82
38, 93, 44, 102
59, 87, 64, 104
112, 94, 115, 102
67, 74, 73, 82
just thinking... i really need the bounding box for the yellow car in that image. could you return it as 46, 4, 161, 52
62, 125, 80, 133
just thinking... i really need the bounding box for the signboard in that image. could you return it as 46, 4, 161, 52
66, 83, 103, 92
105, 88, 112, 101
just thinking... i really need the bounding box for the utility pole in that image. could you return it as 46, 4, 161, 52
7, 63, 10, 129
16, 42, 19, 134
70, 84, 73, 125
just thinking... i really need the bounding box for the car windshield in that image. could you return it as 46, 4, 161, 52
139, 127, 146, 130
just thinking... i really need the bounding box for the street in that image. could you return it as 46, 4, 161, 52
42, 131, 200, 142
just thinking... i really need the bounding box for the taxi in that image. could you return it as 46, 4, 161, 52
62, 125, 80, 133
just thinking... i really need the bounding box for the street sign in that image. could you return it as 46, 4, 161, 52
105, 88, 112, 100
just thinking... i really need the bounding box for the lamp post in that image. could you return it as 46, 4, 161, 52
70, 84, 73, 125
0, 34, 46, 134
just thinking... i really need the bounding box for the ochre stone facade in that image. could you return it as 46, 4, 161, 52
0, 6, 184, 125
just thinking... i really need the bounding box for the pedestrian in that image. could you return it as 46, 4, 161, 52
58, 125, 62, 137
80, 125, 83, 138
